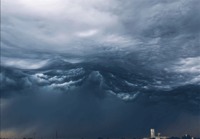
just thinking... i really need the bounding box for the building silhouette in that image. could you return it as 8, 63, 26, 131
143, 129, 168, 139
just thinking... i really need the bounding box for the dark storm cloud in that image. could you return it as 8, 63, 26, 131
1, 71, 199, 138
1, 60, 200, 137
1, 0, 200, 138
1, 84, 200, 137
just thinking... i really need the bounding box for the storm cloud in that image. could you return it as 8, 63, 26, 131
1, 0, 200, 138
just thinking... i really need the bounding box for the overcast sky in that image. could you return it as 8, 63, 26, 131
2, 0, 199, 55
1, 0, 200, 138
2, 0, 200, 85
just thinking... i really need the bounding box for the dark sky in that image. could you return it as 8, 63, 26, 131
1, 0, 200, 138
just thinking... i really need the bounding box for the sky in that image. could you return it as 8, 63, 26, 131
1, 0, 200, 138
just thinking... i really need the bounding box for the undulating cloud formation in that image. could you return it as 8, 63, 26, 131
1, 0, 200, 138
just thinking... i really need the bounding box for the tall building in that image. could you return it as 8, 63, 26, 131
143, 129, 168, 139
151, 129, 155, 138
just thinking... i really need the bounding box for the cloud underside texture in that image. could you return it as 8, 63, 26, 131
1, 0, 200, 137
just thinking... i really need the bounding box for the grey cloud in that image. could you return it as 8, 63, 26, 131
2, 0, 200, 64
1, 0, 200, 138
